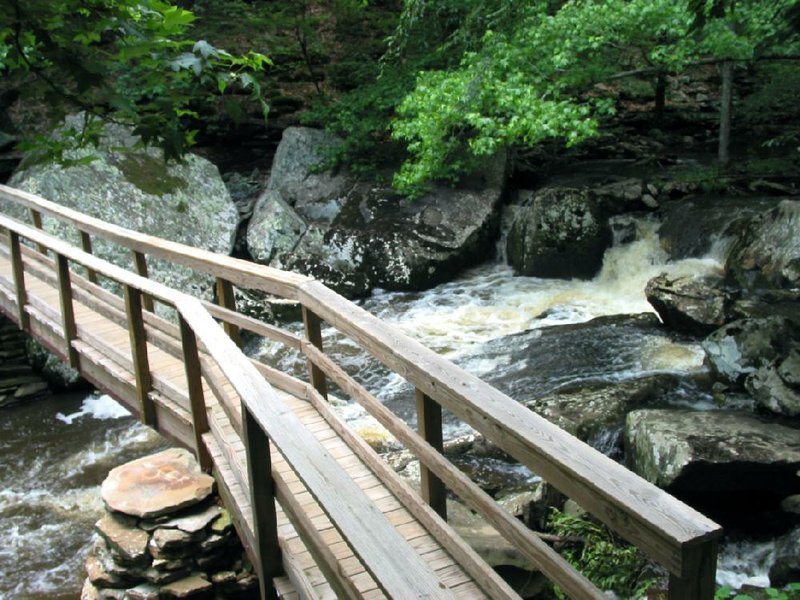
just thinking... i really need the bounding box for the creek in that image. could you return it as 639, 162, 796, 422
0, 217, 776, 597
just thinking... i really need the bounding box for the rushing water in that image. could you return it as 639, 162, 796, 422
0, 393, 166, 599
0, 217, 778, 596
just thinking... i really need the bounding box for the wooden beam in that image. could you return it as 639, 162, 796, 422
131, 250, 154, 312
55, 253, 80, 369
8, 231, 29, 331
668, 539, 719, 600
28, 208, 48, 254
215, 277, 241, 347
79, 231, 99, 284
301, 306, 327, 400
124, 284, 157, 428
242, 404, 281, 600
178, 314, 211, 471
416, 389, 447, 521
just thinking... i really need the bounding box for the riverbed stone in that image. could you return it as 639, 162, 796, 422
246, 190, 307, 264
161, 574, 213, 599
101, 448, 215, 519
702, 316, 798, 385
726, 199, 800, 291
769, 526, 800, 587
4, 116, 238, 302
645, 273, 732, 336
625, 409, 800, 497
95, 513, 151, 566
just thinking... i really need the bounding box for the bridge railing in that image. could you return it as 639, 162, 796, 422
0, 184, 722, 599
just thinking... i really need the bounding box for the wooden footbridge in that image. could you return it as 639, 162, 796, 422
0, 184, 721, 599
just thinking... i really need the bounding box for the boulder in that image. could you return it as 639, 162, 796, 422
266, 126, 351, 223
506, 187, 612, 279
745, 350, 800, 417
246, 190, 307, 264
702, 316, 798, 385
645, 273, 732, 336
726, 199, 800, 290
4, 117, 238, 302
769, 527, 800, 587
524, 375, 679, 452
101, 448, 215, 519
625, 409, 800, 498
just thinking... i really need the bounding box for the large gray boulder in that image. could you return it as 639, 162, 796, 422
745, 350, 800, 417
506, 187, 612, 279
249, 127, 506, 297
645, 273, 732, 336
266, 126, 352, 223
625, 409, 800, 498
5, 118, 238, 301
770, 526, 800, 587
726, 199, 800, 290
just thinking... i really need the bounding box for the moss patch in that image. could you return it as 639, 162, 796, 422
110, 153, 187, 196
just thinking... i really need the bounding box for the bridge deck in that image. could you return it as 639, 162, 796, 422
0, 244, 487, 599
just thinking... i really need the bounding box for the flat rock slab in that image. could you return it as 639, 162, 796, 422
101, 448, 215, 518
95, 513, 150, 566
161, 574, 213, 599
140, 503, 221, 534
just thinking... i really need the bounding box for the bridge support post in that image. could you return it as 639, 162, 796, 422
28, 208, 48, 255
79, 231, 99, 284
302, 307, 328, 400
124, 285, 157, 428
179, 315, 212, 471
8, 231, 30, 331
131, 250, 155, 312
215, 277, 241, 347
243, 404, 281, 600
667, 538, 718, 600
55, 253, 80, 369
416, 389, 447, 520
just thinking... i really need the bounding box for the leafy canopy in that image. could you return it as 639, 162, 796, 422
389, 0, 800, 196
0, 0, 270, 161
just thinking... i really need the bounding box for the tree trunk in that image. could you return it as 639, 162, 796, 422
654, 73, 666, 114
718, 61, 733, 168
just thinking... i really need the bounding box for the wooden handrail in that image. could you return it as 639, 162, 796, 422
0, 185, 723, 598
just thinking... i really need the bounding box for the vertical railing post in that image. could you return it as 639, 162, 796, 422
242, 403, 281, 600
668, 539, 718, 600
301, 306, 328, 399
8, 231, 30, 331
215, 277, 241, 346
29, 208, 48, 254
79, 231, 99, 284
415, 389, 447, 520
131, 250, 154, 312
178, 314, 212, 471
55, 253, 80, 369
124, 285, 157, 428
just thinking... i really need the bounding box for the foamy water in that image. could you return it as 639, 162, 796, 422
0, 393, 166, 599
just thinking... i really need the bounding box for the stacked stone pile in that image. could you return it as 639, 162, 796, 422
81, 448, 258, 599
0, 315, 49, 408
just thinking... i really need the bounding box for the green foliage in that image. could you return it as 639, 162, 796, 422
548, 508, 661, 598
715, 582, 800, 600
0, 0, 270, 162
388, 0, 800, 196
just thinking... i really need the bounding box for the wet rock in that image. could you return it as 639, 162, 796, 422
86, 554, 130, 589
4, 116, 238, 302
507, 186, 612, 279
726, 199, 800, 291
160, 574, 213, 598
150, 527, 206, 554
246, 190, 307, 263
702, 317, 798, 386
125, 583, 161, 600
591, 177, 645, 213
25, 338, 86, 391
769, 527, 800, 587
81, 579, 101, 600
141, 504, 222, 535
646, 273, 732, 336
658, 197, 775, 260
524, 375, 679, 451
101, 448, 215, 518
625, 409, 800, 499
95, 513, 151, 566
745, 353, 800, 417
